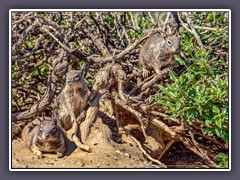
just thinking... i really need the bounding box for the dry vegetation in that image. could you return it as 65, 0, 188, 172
11, 11, 229, 169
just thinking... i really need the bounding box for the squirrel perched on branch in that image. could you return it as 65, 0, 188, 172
139, 28, 180, 78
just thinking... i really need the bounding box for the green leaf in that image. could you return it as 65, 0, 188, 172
158, 85, 175, 97
34, 50, 41, 55
85, 78, 94, 84
222, 133, 229, 143
188, 89, 196, 98
179, 74, 185, 84
212, 105, 220, 114
215, 119, 222, 128
174, 54, 186, 66
168, 69, 177, 81
215, 153, 228, 168
215, 128, 220, 136
25, 40, 34, 48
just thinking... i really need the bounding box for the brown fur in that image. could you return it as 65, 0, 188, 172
56, 70, 90, 131
22, 116, 66, 158
139, 31, 180, 78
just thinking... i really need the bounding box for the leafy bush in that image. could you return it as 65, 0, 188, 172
152, 12, 229, 167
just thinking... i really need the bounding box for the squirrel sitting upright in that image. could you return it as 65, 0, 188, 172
139, 29, 180, 78
22, 113, 66, 158
56, 70, 90, 132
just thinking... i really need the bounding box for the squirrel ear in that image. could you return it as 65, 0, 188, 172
51, 110, 58, 124
41, 114, 45, 122
52, 118, 57, 126
172, 28, 177, 35
162, 31, 168, 39
178, 26, 183, 34
164, 23, 172, 35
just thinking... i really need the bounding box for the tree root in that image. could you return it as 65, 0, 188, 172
114, 96, 148, 138
127, 131, 167, 168
71, 121, 91, 152
151, 118, 218, 167
158, 139, 175, 160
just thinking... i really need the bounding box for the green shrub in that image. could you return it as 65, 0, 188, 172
151, 12, 229, 167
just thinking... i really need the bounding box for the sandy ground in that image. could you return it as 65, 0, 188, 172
11, 115, 210, 169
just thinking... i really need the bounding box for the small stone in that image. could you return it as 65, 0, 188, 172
116, 150, 121, 154
124, 153, 131, 158
113, 156, 118, 161
97, 163, 100, 167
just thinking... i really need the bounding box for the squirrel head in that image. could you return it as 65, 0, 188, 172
149, 32, 180, 60
162, 23, 181, 54
162, 33, 180, 54
38, 115, 60, 141
66, 70, 85, 89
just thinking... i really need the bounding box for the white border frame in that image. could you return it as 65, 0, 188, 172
9, 9, 231, 171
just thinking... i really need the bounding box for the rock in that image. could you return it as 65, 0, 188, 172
116, 150, 122, 154
113, 156, 118, 161
124, 153, 131, 158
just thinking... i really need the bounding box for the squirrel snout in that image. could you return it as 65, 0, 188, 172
42, 133, 49, 140
67, 81, 72, 85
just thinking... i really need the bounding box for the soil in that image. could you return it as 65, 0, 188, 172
11, 112, 210, 169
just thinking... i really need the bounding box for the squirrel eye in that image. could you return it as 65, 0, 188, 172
39, 125, 43, 131
167, 40, 172, 46
52, 127, 56, 132
74, 74, 79, 80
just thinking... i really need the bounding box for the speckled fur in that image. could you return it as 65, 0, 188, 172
22, 116, 66, 158
139, 32, 180, 78
56, 70, 90, 131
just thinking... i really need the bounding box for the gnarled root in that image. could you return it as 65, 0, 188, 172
71, 121, 91, 152
126, 130, 167, 168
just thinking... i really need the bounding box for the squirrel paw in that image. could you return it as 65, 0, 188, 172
142, 68, 150, 78
57, 152, 64, 158
37, 153, 44, 159
32, 149, 44, 159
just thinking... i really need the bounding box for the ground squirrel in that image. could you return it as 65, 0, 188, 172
139, 31, 180, 78
22, 114, 66, 158
56, 70, 90, 132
